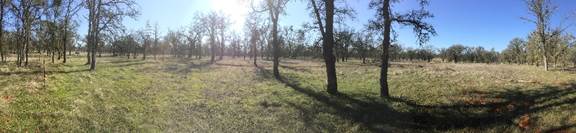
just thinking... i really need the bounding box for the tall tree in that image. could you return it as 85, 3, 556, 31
201, 12, 221, 63
11, 0, 43, 66
524, 0, 555, 71
0, 0, 6, 62
153, 22, 159, 59
187, 17, 204, 59
139, 21, 152, 60
60, 0, 81, 63
369, 0, 436, 97
217, 13, 230, 60
309, 0, 338, 94
245, 11, 262, 66
85, 0, 138, 71
255, 0, 289, 78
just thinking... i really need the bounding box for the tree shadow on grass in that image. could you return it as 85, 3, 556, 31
256, 66, 409, 132
160, 60, 214, 75
215, 63, 254, 67
108, 61, 147, 68
256, 66, 576, 132
0, 69, 89, 76
554, 67, 576, 74
279, 65, 313, 73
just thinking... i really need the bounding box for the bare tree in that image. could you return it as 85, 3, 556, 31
0, 0, 7, 62
200, 12, 221, 63
85, 0, 139, 71
254, 0, 289, 78
369, 0, 436, 97
524, 0, 556, 71
60, 0, 81, 63
245, 11, 262, 66
217, 13, 230, 60
187, 16, 204, 59
138, 21, 152, 60
153, 22, 159, 60
11, 0, 43, 67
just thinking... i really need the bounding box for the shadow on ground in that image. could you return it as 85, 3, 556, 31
0, 69, 89, 76
255, 66, 576, 132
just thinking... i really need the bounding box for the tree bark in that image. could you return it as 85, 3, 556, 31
252, 31, 258, 66
210, 32, 216, 63
220, 30, 224, 60
380, 0, 392, 98
324, 0, 338, 94
271, 12, 280, 78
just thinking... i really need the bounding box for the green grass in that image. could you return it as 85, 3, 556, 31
1, 55, 576, 132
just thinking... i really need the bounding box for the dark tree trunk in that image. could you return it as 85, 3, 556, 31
86, 49, 91, 65
271, 17, 280, 78
211, 34, 216, 63
62, 21, 68, 63
0, 3, 3, 63
143, 40, 147, 60
323, 0, 338, 94
187, 41, 192, 58
380, 0, 391, 98
197, 42, 202, 59
220, 31, 224, 60
253, 36, 257, 66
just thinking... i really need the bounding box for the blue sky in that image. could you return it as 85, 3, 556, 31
78, 0, 576, 51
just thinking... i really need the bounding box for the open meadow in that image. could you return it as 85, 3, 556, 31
1, 0, 576, 132
1, 55, 575, 132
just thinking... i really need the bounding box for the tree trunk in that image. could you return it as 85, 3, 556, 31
541, 32, 548, 71
197, 41, 202, 59
380, 0, 392, 98
324, 0, 338, 94
143, 40, 147, 60
88, 0, 97, 71
52, 51, 55, 63
86, 48, 91, 65
62, 27, 67, 63
253, 36, 257, 66
220, 31, 224, 60
271, 16, 280, 78
543, 54, 549, 71
210, 34, 216, 63
0, 3, 3, 63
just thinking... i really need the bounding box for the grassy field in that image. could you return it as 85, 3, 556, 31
1, 55, 576, 132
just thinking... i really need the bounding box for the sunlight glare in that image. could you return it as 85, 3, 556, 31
210, 0, 258, 32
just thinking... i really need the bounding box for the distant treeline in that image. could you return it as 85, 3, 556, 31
390, 31, 576, 69
99, 24, 576, 69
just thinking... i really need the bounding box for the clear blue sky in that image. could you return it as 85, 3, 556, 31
78, 0, 576, 51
